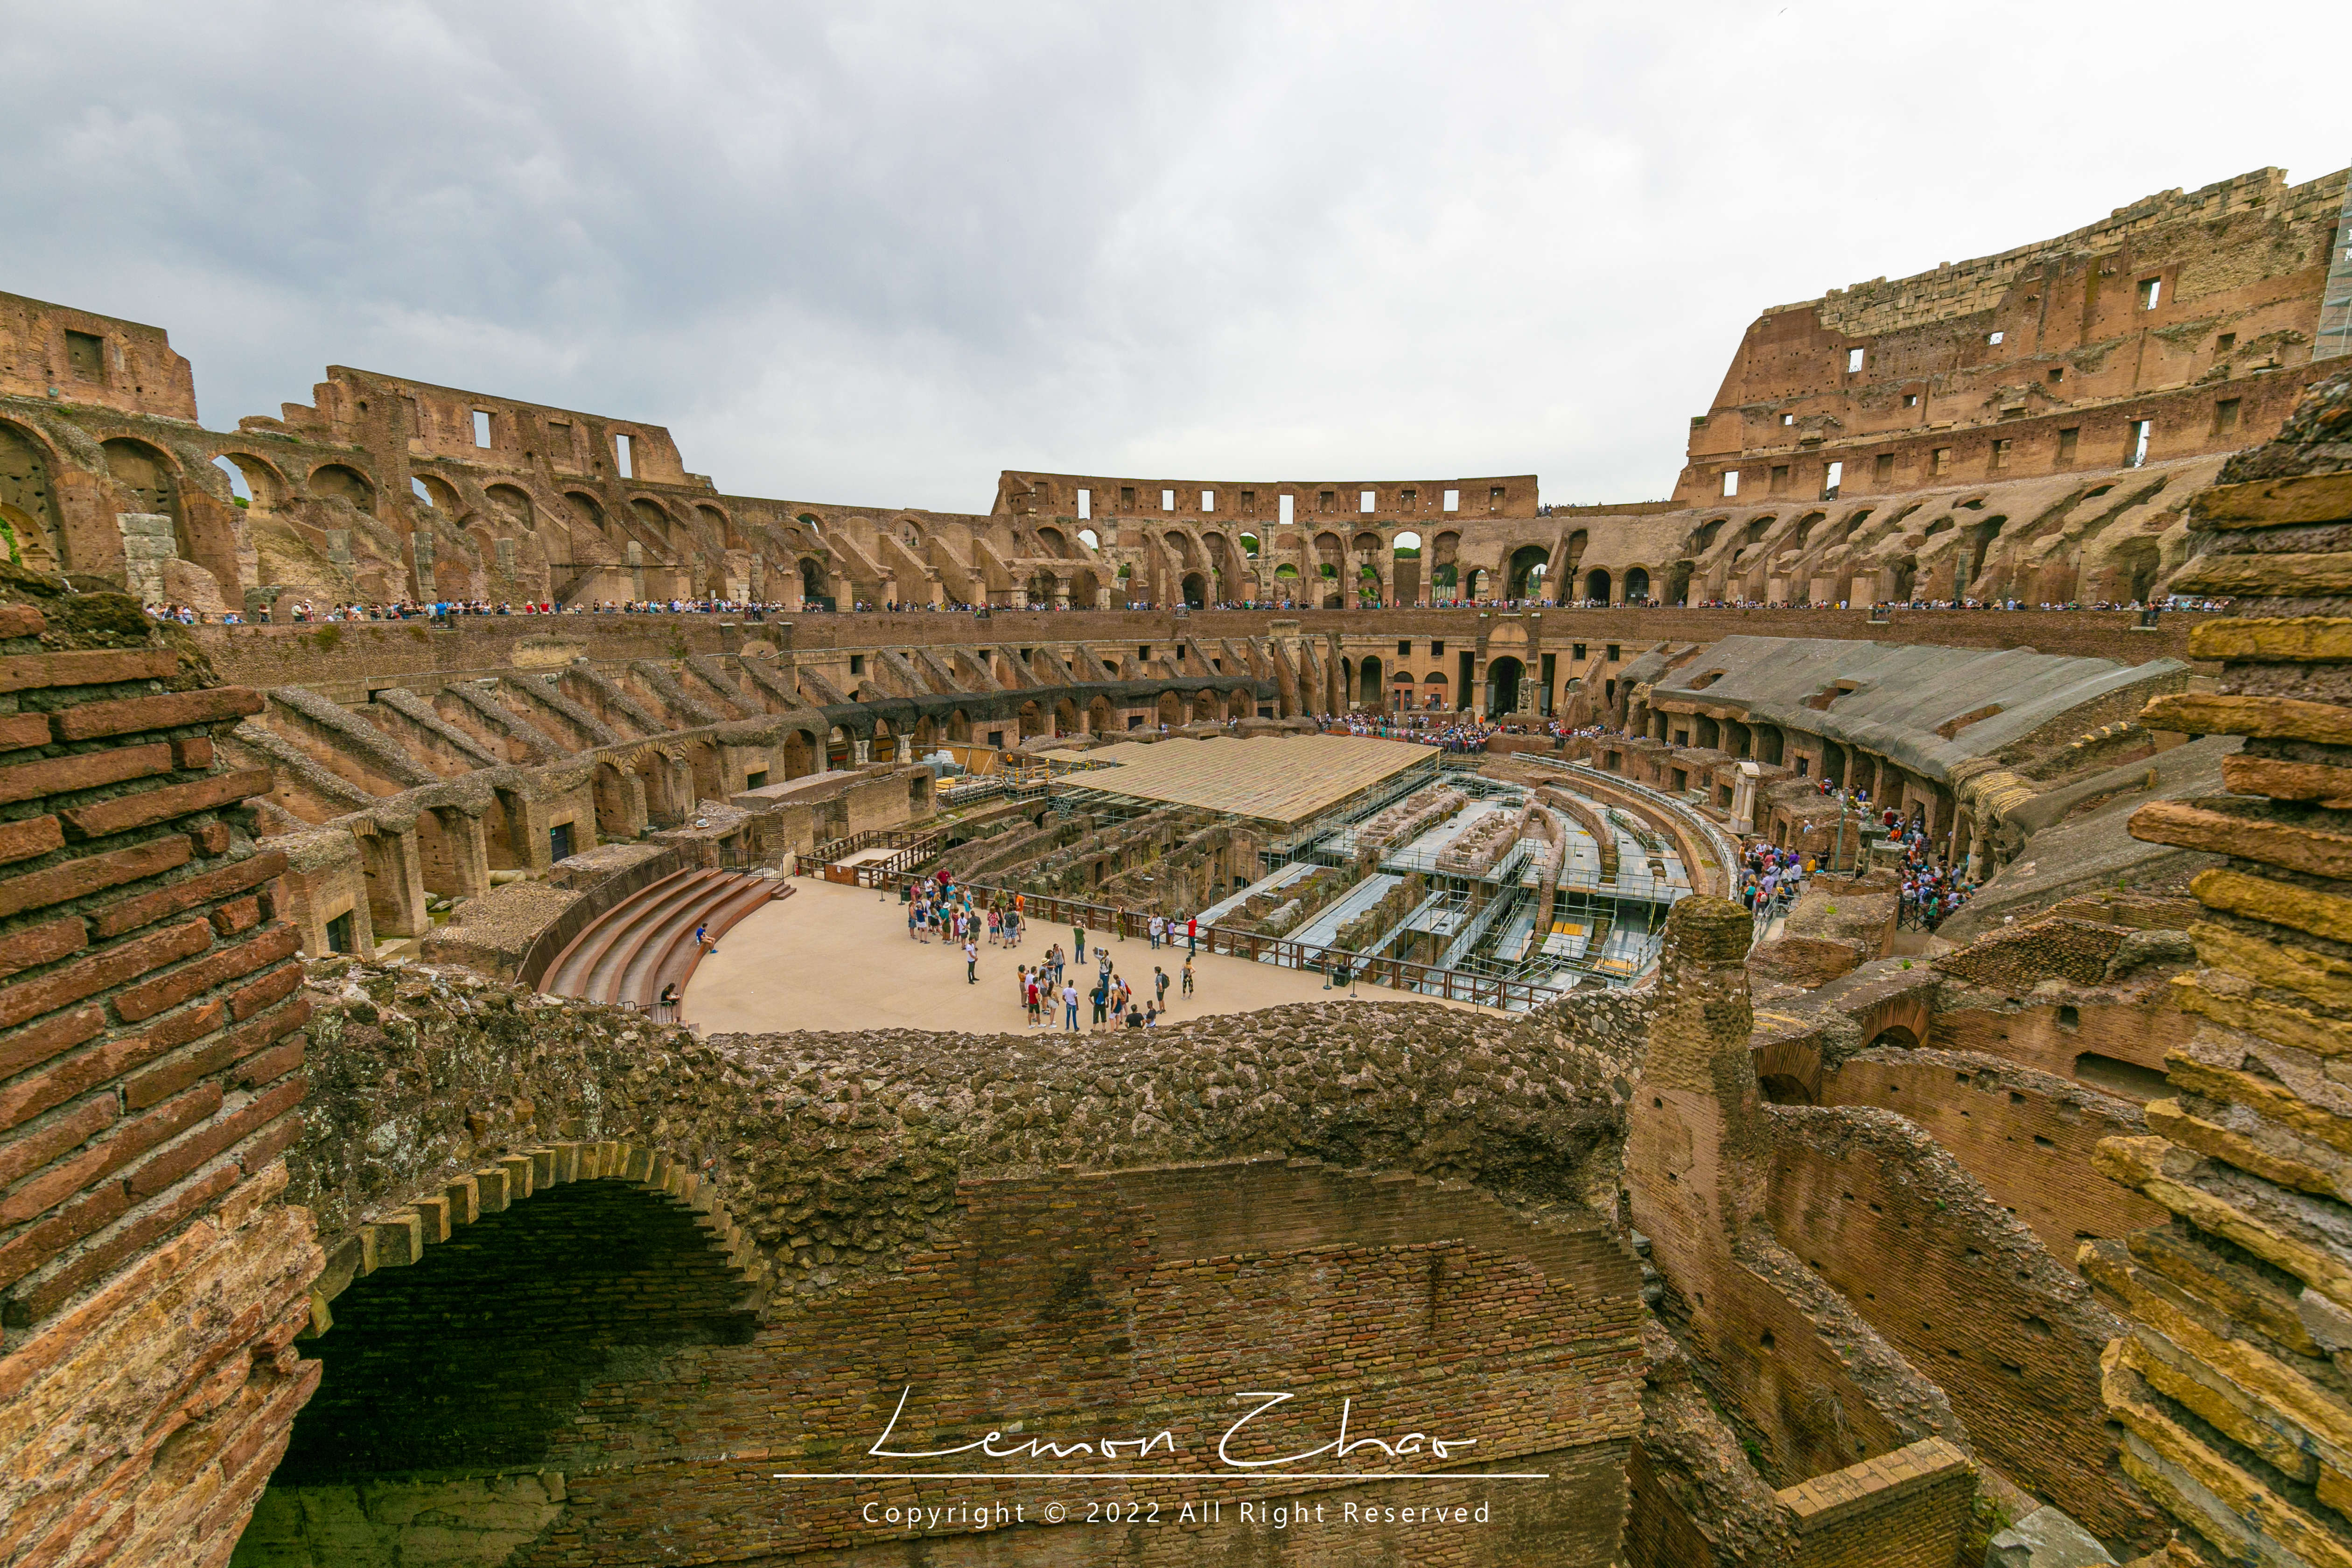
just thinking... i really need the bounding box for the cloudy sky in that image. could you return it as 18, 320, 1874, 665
1, 2, 2342, 512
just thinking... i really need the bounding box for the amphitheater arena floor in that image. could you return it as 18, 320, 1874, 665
681, 877, 1491, 1034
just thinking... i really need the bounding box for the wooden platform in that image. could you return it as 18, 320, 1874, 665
1074, 735, 1431, 826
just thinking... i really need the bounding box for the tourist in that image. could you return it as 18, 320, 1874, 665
964, 938, 978, 983
1092, 974, 1110, 1028
1062, 979, 1080, 1030
1155, 965, 1169, 1006
1182, 956, 1194, 997
1186, 915, 1198, 953
1149, 912, 1164, 949
695, 922, 715, 955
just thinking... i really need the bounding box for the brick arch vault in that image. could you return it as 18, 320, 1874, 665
226, 949, 1661, 1566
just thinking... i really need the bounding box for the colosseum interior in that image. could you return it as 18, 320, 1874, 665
2, 161, 2352, 1568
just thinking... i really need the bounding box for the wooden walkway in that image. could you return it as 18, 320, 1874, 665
1075, 735, 1430, 826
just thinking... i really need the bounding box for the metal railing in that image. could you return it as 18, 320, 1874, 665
846, 881, 1570, 1008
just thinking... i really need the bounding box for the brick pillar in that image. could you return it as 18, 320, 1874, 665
0, 588, 315, 1566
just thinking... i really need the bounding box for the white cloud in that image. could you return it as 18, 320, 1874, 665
0, 0, 2341, 510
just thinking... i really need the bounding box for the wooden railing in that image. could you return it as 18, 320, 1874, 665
805, 826, 946, 888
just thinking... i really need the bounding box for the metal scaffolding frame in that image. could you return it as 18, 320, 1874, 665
2320, 168, 2352, 362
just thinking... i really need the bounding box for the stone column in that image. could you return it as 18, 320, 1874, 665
854, 738, 872, 765
411, 527, 437, 602
626, 539, 645, 601
115, 513, 175, 606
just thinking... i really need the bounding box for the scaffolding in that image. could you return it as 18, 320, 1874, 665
2321, 168, 2352, 362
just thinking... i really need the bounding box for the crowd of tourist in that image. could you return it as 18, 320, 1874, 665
143, 590, 2232, 627
901, 872, 1201, 1029
1739, 842, 1809, 918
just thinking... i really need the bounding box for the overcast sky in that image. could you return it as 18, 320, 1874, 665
1, 2, 2342, 513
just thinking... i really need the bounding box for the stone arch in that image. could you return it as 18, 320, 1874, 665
251, 1146, 761, 1554
412, 472, 462, 514
565, 490, 612, 542
485, 483, 534, 529
1086, 695, 1115, 733
1358, 653, 1383, 707
1017, 699, 1045, 739
308, 462, 375, 512
946, 708, 973, 743
1034, 525, 1067, 558
1025, 568, 1059, 605
798, 557, 828, 605
781, 727, 816, 779
1623, 566, 1651, 604
0, 420, 66, 573
212, 449, 294, 515
1180, 571, 1207, 609
1583, 567, 1611, 604
1506, 544, 1549, 600
1485, 656, 1524, 718
697, 502, 738, 550
630, 496, 674, 542
1156, 691, 1182, 726
1053, 696, 1080, 734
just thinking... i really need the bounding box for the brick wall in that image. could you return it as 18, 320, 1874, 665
249, 1154, 1645, 1566
0, 579, 319, 1567
1764, 1107, 2164, 1547
1774, 1437, 1976, 1568
1814, 1047, 2166, 1260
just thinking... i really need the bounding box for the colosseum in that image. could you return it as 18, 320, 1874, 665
2, 159, 2351, 1568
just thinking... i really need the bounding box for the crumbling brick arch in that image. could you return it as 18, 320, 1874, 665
0, 418, 68, 572
306, 461, 375, 514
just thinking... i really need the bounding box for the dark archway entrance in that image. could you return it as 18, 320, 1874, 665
1485, 656, 1523, 718
1507, 545, 1548, 600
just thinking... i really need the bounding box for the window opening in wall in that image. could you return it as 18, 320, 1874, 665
1572, 643, 1587, 661
849, 654, 864, 675
1238, 532, 1257, 556
1780, 413, 1795, 426
2138, 277, 2161, 310
1874, 453, 1895, 482
2214, 398, 2241, 434
2048, 367, 2065, 383
546, 420, 572, 465
1240, 489, 1257, 513
549, 821, 574, 863
1989, 438, 2011, 471
472, 409, 493, 448
1121, 486, 1137, 510
1360, 490, 1376, 512
1400, 487, 1417, 507
1930, 447, 1952, 476
1077, 487, 1091, 519
2217, 332, 2236, 353
745, 770, 769, 790
1078, 527, 1099, 550
2126, 419, 2152, 468
1431, 639, 1444, 655
1722, 470, 1739, 497
1138, 645, 1150, 659
1795, 756, 1809, 776
1823, 460, 1842, 498
1489, 486, 1505, 511
1769, 464, 1789, 492
1987, 330, 2003, 345
1397, 639, 1411, 655
412, 477, 432, 505
1903, 392, 1919, 408
1279, 494, 1294, 525
2057, 427, 2080, 463
1161, 488, 1175, 511
1318, 489, 1336, 512
1606, 644, 1620, 661
1201, 489, 1215, 511
64, 330, 106, 382
1442, 488, 1459, 511
325, 910, 354, 954
614, 432, 633, 477
1847, 347, 1865, 373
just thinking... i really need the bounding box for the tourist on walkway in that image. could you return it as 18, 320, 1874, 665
1063, 980, 1080, 1029
1182, 956, 1194, 996
1092, 975, 1110, 1028
1186, 915, 1197, 953
965, 939, 978, 983
1155, 965, 1169, 1006
1149, 913, 1164, 948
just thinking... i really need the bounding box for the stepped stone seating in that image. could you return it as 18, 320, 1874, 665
542, 867, 786, 1006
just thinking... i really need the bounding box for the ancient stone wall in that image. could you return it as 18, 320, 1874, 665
2085, 366, 2352, 1561
0, 574, 315, 1568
